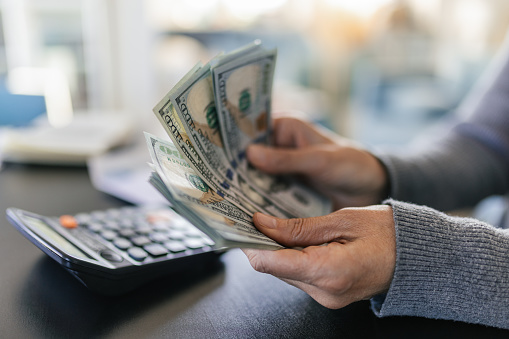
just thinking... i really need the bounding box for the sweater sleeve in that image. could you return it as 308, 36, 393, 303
377, 133, 509, 211
371, 199, 509, 329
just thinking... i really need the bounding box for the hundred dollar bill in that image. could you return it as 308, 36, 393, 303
212, 44, 331, 217
182, 202, 283, 250
149, 172, 279, 247
212, 46, 276, 166
149, 176, 283, 249
211, 40, 263, 69
153, 93, 261, 217
145, 132, 281, 249
145, 132, 252, 226
168, 62, 293, 219
246, 167, 332, 218
146, 133, 265, 236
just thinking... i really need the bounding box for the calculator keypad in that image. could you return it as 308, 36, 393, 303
71, 206, 214, 263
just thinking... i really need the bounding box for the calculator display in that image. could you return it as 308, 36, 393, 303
23, 215, 92, 260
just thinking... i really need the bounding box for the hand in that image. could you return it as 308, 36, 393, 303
243, 205, 396, 309
247, 117, 389, 210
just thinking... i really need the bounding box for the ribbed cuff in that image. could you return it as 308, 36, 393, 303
372, 199, 509, 329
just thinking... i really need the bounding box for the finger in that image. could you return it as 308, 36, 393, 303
253, 212, 345, 247
261, 267, 343, 307
272, 117, 333, 147
243, 247, 317, 282
246, 144, 327, 176
244, 245, 354, 309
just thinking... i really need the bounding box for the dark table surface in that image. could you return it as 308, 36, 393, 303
0, 162, 507, 338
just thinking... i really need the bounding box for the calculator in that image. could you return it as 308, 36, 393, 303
6, 205, 221, 295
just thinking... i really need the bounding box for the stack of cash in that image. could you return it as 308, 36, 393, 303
145, 41, 331, 250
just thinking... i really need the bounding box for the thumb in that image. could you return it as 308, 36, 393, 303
253, 212, 342, 247
247, 144, 324, 175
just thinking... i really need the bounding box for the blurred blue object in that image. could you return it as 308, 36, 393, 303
0, 78, 46, 127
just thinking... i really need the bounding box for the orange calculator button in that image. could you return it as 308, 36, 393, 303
60, 215, 78, 229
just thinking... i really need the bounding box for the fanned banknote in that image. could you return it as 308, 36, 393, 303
145, 132, 282, 250
153, 90, 263, 217
212, 46, 275, 166
148, 41, 332, 249
211, 44, 331, 217
167, 62, 294, 219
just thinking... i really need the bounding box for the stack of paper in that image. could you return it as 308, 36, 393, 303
2, 112, 133, 165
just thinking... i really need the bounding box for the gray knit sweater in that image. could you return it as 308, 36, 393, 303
371, 35, 509, 329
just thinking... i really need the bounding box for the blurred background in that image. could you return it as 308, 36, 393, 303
1, 0, 509, 148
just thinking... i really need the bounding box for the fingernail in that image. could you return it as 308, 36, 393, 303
256, 213, 277, 229
247, 144, 265, 163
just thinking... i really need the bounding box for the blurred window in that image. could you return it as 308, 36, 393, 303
0, 0, 507, 141
0, 0, 87, 110
35, 8, 87, 109
0, 12, 6, 77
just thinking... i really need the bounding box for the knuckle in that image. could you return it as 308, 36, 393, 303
334, 208, 355, 228
286, 217, 307, 242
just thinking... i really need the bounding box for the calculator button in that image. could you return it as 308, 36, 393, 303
143, 243, 168, 257
184, 238, 205, 249
100, 250, 123, 263
74, 213, 93, 224
163, 241, 187, 253
127, 247, 148, 261
131, 235, 151, 246
60, 215, 78, 229
146, 210, 172, 223
113, 238, 132, 250
135, 225, 152, 235
184, 228, 203, 237
100, 230, 117, 241
168, 230, 185, 240
202, 237, 215, 246
134, 215, 148, 224
149, 232, 169, 243
119, 219, 135, 228
153, 222, 170, 232
105, 208, 122, 218
170, 219, 190, 230
104, 221, 120, 231
118, 229, 135, 237
91, 210, 107, 219
87, 222, 103, 233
